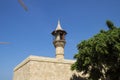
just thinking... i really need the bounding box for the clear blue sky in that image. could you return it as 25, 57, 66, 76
0, 0, 120, 80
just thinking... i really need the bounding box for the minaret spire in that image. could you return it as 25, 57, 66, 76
51, 20, 67, 60
56, 20, 63, 30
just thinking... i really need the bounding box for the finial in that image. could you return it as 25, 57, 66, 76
56, 20, 63, 30
58, 20, 60, 25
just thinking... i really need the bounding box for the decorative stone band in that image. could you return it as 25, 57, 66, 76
53, 40, 66, 48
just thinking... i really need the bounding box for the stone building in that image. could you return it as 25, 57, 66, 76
13, 21, 86, 80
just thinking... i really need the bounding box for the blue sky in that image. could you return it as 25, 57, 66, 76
0, 0, 120, 80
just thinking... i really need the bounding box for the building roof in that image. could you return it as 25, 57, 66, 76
14, 55, 75, 71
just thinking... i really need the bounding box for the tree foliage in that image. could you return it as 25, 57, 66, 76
71, 20, 120, 80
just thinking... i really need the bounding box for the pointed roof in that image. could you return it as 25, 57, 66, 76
56, 20, 63, 30
51, 20, 67, 35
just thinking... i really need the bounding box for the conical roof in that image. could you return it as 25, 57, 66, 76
56, 20, 63, 30
51, 20, 67, 35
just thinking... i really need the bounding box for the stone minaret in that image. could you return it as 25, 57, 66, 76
52, 20, 67, 59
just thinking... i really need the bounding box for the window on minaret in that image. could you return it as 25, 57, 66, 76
60, 33, 65, 40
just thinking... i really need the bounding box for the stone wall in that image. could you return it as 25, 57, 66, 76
13, 57, 30, 80
13, 55, 85, 80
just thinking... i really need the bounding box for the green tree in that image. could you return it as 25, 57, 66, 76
71, 20, 120, 80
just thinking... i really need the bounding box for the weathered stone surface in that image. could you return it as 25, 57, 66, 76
13, 55, 85, 80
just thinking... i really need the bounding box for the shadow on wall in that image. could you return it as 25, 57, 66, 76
70, 74, 87, 80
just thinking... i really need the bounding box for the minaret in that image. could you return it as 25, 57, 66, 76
51, 20, 67, 59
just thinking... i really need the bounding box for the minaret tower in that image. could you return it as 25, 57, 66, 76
51, 20, 67, 59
